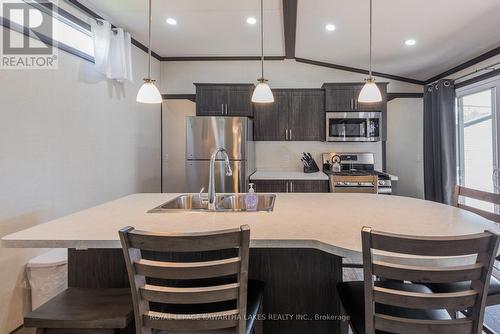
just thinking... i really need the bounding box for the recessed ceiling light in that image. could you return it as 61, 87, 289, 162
405, 39, 416, 46
166, 18, 177, 25
325, 24, 336, 32
246, 17, 257, 25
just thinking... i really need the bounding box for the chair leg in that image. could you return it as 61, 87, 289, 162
253, 303, 263, 334
339, 304, 350, 334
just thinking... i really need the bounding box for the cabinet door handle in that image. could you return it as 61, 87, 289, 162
290, 181, 293, 192
225, 104, 228, 115
350, 98, 353, 110
286, 181, 289, 192
285, 129, 288, 140
221, 104, 224, 115
290, 129, 292, 140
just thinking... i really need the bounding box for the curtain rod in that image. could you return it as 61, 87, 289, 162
454, 61, 500, 82
428, 60, 500, 85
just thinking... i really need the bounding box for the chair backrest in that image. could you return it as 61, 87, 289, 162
453, 185, 500, 224
119, 225, 250, 334
362, 226, 500, 334
331, 175, 378, 194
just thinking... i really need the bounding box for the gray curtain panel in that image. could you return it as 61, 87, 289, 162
423, 79, 457, 205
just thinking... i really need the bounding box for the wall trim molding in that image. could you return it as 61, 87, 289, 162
160, 56, 286, 61
295, 58, 425, 85
387, 93, 424, 101
424, 45, 500, 84
36, 0, 500, 87
454, 68, 500, 89
162, 94, 197, 102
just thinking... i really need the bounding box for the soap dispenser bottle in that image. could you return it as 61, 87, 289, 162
245, 183, 258, 211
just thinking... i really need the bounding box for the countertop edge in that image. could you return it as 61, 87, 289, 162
1, 238, 360, 259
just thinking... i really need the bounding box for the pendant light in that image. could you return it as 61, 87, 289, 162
137, 0, 162, 104
358, 0, 382, 103
251, 0, 274, 103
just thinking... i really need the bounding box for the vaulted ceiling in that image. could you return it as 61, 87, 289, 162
81, 0, 500, 82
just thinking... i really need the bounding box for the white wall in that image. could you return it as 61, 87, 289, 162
160, 59, 422, 179
386, 98, 425, 198
256, 141, 384, 171
160, 59, 423, 94
0, 28, 162, 333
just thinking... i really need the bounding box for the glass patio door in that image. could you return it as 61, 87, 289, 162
456, 78, 499, 212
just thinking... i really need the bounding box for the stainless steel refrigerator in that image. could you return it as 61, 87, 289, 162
185, 116, 255, 193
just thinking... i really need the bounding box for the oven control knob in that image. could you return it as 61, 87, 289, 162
358, 182, 362, 186
378, 180, 384, 186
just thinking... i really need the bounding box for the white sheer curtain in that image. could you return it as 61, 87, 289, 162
91, 21, 133, 82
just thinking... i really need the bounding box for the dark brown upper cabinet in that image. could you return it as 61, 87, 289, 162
195, 84, 254, 117
253, 90, 289, 141
323, 83, 388, 112
253, 89, 325, 141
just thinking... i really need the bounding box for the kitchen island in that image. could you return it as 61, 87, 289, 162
2, 193, 498, 334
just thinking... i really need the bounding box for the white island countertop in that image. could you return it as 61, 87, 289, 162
2, 193, 497, 261
250, 171, 329, 180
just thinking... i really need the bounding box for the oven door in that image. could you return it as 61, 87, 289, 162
326, 112, 381, 142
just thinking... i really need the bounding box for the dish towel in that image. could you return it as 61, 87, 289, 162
91, 21, 133, 82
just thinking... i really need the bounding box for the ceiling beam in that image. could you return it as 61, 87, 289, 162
425, 45, 500, 84
160, 56, 285, 61
295, 57, 425, 85
283, 0, 298, 59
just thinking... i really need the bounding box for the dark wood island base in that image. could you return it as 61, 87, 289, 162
68, 248, 344, 334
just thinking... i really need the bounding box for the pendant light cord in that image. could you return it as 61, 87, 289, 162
147, 0, 152, 80
369, 0, 373, 79
260, 0, 264, 80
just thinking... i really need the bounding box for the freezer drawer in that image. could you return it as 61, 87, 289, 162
186, 160, 247, 193
186, 117, 250, 160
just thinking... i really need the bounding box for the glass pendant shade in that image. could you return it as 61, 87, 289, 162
358, 79, 382, 103
136, 80, 162, 104
252, 81, 274, 103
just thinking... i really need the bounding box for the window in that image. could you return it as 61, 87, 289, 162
456, 77, 500, 213
2, 0, 95, 61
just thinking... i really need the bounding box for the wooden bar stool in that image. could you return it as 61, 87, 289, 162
337, 226, 500, 334
425, 185, 500, 334
24, 287, 134, 334
119, 225, 264, 334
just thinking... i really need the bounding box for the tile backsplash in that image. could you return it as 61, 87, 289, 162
255, 141, 383, 171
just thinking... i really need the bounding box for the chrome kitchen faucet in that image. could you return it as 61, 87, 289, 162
208, 148, 233, 210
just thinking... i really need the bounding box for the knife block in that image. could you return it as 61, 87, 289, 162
304, 162, 320, 173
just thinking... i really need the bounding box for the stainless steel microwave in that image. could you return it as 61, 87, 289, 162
325, 112, 381, 142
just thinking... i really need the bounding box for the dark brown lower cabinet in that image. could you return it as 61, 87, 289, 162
68, 248, 343, 334
252, 180, 288, 192
252, 179, 329, 193
292, 180, 329, 193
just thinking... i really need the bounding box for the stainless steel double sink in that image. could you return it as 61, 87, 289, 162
148, 194, 276, 213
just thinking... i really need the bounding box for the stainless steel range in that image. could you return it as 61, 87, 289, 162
322, 152, 392, 194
